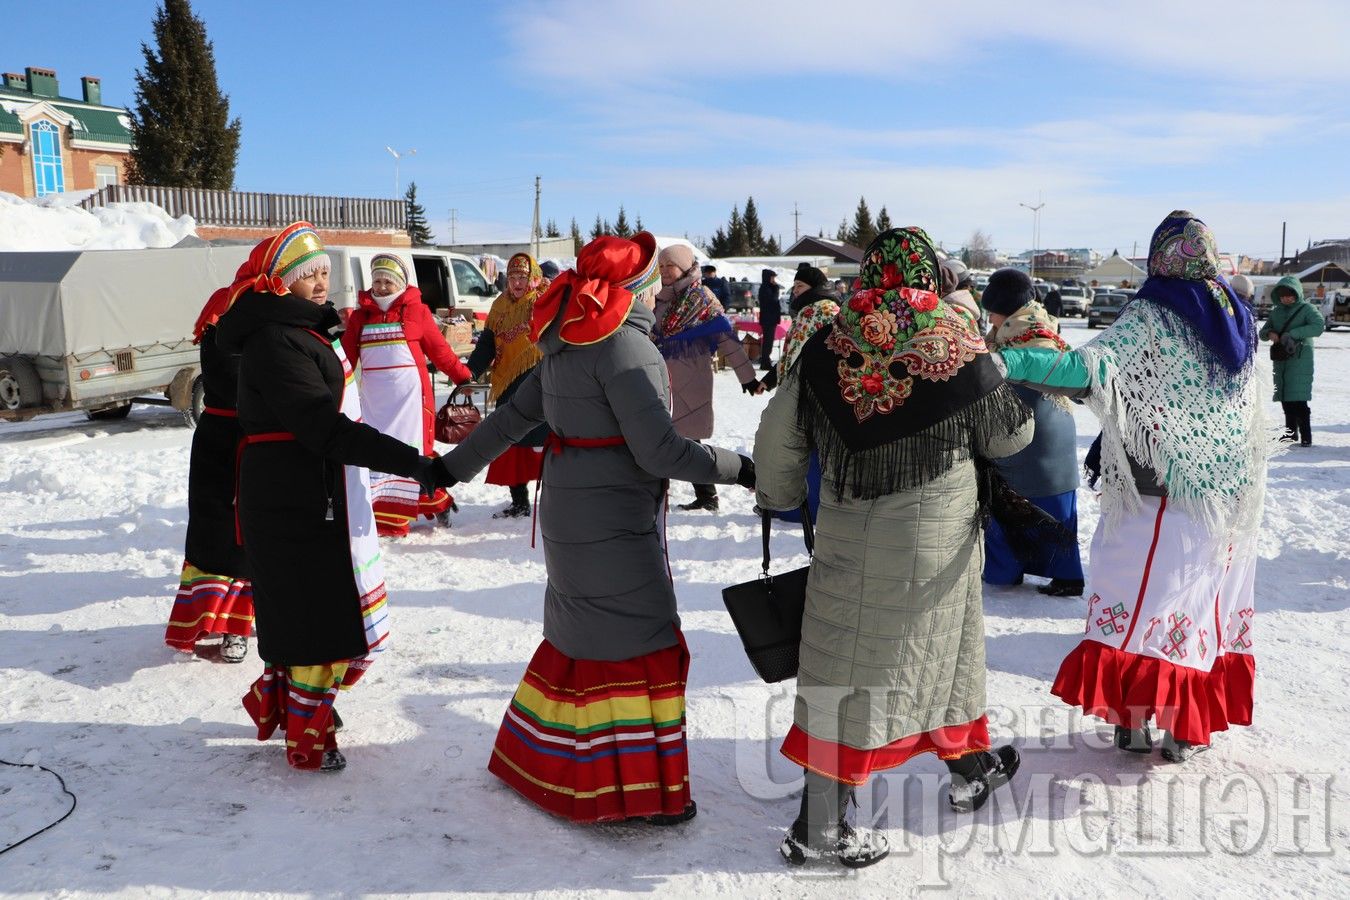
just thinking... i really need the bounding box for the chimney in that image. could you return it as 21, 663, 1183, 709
81, 76, 101, 105
25, 66, 58, 98
2, 72, 26, 91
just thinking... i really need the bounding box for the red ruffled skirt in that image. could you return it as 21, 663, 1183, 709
488, 632, 691, 822
1053, 639, 1254, 745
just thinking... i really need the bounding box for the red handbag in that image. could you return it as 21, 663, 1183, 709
435, 391, 482, 444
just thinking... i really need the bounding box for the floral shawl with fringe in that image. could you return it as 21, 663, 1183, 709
797, 227, 1030, 500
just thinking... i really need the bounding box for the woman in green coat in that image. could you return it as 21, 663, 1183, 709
1259, 275, 1324, 446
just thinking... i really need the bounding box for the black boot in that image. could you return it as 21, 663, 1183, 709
1280, 405, 1299, 443
1114, 724, 1153, 753
677, 484, 719, 512
494, 484, 531, 519
642, 800, 698, 826
780, 771, 889, 868
946, 745, 1021, 813
1159, 731, 1210, 764
1037, 578, 1085, 597
1298, 406, 1313, 447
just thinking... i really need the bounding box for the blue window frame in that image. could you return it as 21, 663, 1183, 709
30, 119, 64, 196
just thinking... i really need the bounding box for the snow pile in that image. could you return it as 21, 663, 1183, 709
0, 191, 196, 251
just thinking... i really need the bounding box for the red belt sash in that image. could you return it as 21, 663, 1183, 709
234, 431, 298, 544
533, 433, 630, 551
204, 406, 238, 418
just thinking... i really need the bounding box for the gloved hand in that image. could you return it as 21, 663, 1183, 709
736, 454, 756, 490
759, 368, 778, 391
741, 378, 761, 395
433, 455, 459, 489
411, 456, 439, 497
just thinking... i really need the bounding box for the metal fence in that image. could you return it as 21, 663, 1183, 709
79, 184, 408, 231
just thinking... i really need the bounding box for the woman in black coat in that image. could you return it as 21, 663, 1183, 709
164, 296, 255, 663
214, 223, 436, 772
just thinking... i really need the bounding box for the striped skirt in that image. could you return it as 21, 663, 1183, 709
164, 562, 255, 652
242, 658, 373, 769
487, 632, 691, 823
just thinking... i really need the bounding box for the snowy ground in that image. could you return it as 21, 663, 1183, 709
1, 319, 1347, 898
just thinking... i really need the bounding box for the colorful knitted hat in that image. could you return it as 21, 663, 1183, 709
269, 222, 330, 289
370, 253, 409, 287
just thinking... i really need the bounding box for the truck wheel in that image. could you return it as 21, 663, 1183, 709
0, 355, 42, 410
186, 376, 206, 427
87, 403, 133, 421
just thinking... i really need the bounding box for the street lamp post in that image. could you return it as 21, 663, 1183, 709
1019, 200, 1045, 280
385, 146, 417, 196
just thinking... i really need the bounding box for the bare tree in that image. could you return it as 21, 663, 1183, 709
965, 229, 997, 268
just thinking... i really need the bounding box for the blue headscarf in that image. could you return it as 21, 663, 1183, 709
1135, 211, 1255, 375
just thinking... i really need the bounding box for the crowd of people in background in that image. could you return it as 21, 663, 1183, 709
160, 209, 1299, 868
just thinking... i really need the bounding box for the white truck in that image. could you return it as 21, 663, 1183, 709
0, 244, 496, 426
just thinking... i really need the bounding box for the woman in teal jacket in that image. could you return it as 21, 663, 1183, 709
1259, 275, 1324, 446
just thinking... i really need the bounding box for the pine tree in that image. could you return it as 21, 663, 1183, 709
613, 205, 633, 238
570, 217, 583, 255
404, 182, 433, 245
708, 226, 730, 257
591, 215, 605, 240
765, 235, 781, 255
545, 218, 561, 238
635, 213, 644, 232
743, 196, 767, 254
128, 0, 241, 189
848, 197, 876, 249
875, 206, 893, 233
727, 206, 748, 256
836, 219, 849, 242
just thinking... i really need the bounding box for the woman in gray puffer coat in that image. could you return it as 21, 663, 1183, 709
755, 227, 1033, 869
433, 233, 752, 826
653, 244, 762, 512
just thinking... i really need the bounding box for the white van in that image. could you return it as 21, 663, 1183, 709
326, 246, 500, 320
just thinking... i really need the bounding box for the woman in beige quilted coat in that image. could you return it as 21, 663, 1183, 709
754, 227, 1033, 869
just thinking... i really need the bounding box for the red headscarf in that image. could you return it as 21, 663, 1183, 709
191, 222, 323, 342
529, 232, 658, 346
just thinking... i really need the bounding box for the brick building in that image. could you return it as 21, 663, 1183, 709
0, 66, 131, 198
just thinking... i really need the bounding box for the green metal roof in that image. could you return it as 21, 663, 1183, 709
0, 85, 131, 145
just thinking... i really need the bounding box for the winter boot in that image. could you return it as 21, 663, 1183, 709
220, 634, 248, 664
320, 748, 347, 772
1298, 406, 1313, 447
1159, 731, 1209, 764
1037, 578, 1085, 598
780, 771, 889, 868
677, 484, 719, 513
493, 484, 531, 519
642, 800, 698, 826
1114, 724, 1154, 753
435, 498, 459, 527
331, 709, 344, 733
1280, 406, 1299, 442
946, 745, 1021, 814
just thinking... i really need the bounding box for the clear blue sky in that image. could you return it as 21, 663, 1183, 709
9, 0, 1348, 258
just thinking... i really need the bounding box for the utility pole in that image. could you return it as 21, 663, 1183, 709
531, 175, 542, 259
1019, 197, 1045, 280
792, 202, 801, 242
1280, 220, 1287, 263
449, 208, 457, 243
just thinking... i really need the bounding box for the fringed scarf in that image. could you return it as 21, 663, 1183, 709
797, 227, 1032, 501
652, 277, 734, 360
485, 286, 542, 403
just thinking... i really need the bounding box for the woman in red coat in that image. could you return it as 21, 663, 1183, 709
342, 253, 472, 536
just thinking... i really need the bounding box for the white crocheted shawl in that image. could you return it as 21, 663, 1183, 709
1078, 300, 1276, 541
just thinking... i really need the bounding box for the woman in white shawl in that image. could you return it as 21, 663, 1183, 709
995, 211, 1273, 763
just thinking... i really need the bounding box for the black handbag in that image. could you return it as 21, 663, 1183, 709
721, 506, 814, 683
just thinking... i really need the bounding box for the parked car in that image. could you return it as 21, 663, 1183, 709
1087, 292, 1127, 328
1058, 284, 1090, 317
1320, 289, 1350, 331
327, 245, 498, 321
